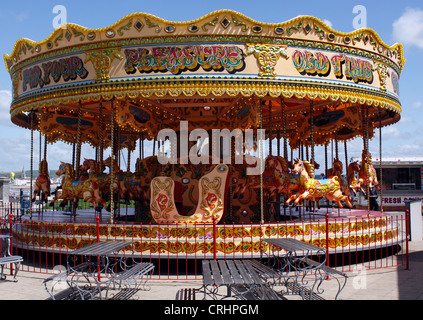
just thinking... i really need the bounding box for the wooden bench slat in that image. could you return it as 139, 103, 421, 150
242, 261, 263, 285
109, 288, 140, 300
176, 288, 196, 300
0, 256, 23, 263
209, 260, 224, 286
201, 261, 213, 286
218, 260, 233, 285
233, 260, 254, 285
115, 262, 154, 281
225, 260, 244, 284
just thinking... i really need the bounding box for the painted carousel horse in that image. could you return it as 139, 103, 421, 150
32, 159, 51, 203
118, 163, 145, 203
347, 161, 364, 194
359, 151, 380, 190
81, 158, 104, 178
55, 162, 107, 209
134, 156, 164, 197
150, 164, 230, 224
102, 156, 124, 198
288, 159, 353, 208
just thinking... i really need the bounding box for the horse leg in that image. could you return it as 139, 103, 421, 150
286, 194, 297, 205
238, 185, 248, 200
232, 184, 240, 199
294, 192, 309, 205
32, 190, 37, 203
343, 196, 353, 208
329, 194, 344, 208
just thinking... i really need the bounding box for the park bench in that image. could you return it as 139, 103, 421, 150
44, 261, 154, 300
0, 255, 24, 282
105, 262, 155, 300
300, 258, 348, 300
0, 235, 23, 282
43, 262, 101, 300
183, 259, 285, 301
175, 288, 197, 300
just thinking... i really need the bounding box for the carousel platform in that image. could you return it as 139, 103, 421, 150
20, 206, 387, 224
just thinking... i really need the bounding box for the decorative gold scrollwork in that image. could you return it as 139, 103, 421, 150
85, 48, 123, 81
373, 61, 390, 91
246, 44, 289, 77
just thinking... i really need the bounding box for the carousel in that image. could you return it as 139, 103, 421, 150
4, 10, 405, 259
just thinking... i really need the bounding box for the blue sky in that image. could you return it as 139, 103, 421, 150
1, 0, 423, 172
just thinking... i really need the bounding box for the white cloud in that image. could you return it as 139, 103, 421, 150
0, 134, 30, 172
399, 116, 414, 124
381, 126, 401, 138
398, 143, 423, 153
15, 12, 28, 23
412, 101, 423, 109
323, 19, 333, 29
0, 90, 12, 127
392, 7, 423, 49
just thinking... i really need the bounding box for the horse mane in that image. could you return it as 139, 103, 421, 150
302, 160, 315, 178
266, 156, 289, 172
39, 160, 48, 174
276, 156, 289, 172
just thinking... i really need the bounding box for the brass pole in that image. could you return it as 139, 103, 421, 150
281, 99, 288, 161
260, 99, 264, 224
110, 99, 115, 223
379, 110, 383, 213
75, 101, 82, 181
30, 111, 34, 219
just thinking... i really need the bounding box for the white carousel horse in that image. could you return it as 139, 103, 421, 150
287, 159, 353, 208
150, 164, 230, 224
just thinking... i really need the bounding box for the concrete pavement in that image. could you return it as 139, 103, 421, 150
0, 240, 422, 301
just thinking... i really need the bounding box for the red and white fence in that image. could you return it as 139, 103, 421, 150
0, 202, 410, 280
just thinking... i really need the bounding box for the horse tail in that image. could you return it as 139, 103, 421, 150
331, 176, 340, 186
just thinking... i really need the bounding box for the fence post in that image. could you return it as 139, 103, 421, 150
96, 216, 100, 281
213, 217, 217, 260
325, 213, 330, 279
96, 216, 100, 243
9, 213, 14, 276
405, 210, 410, 270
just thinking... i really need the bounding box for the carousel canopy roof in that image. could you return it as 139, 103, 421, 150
4, 10, 404, 150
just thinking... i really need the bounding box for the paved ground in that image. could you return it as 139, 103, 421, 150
1, 240, 422, 301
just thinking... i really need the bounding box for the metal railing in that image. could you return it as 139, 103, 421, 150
0, 202, 409, 280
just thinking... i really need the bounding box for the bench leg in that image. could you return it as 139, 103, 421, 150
12, 261, 21, 282
0, 261, 22, 282
0, 265, 5, 281
334, 276, 348, 300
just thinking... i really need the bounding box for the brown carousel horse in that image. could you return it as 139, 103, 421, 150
117, 160, 145, 203
81, 158, 104, 178
32, 159, 51, 203
347, 161, 363, 194
232, 155, 302, 202
55, 162, 107, 209
327, 158, 352, 201
102, 157, 128, 200
359, 151, 380, 190
288, 159, 353, 208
